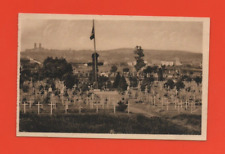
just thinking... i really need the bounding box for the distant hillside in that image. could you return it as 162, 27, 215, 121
20, 48, 202, 65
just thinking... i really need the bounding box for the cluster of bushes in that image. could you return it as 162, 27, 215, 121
113, 73, 128, 92
20, 57, 79, 90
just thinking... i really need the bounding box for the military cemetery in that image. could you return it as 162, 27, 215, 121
18, 14, 206, 137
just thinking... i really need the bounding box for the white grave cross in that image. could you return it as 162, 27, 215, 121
48, 101, 54, 115
65, 102, 69, 114
113, 103, 116, 114
36, 102, 42, 115
27, 100, 33, 108
22, 102, 28, 113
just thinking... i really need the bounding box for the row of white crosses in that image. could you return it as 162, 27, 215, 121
46, 92, 119, 115
92, 94, 117, 114
176, 89, 197, 113
91, 92, 131, 115
20, 93, 35, 113
21, 83, 180, 115
21, 93, 129, 115
21, 81, 73, 115
162, 89, 197, 113
133, 81, 198, 113
21, 101, 43, 114
21, 87, 56, 115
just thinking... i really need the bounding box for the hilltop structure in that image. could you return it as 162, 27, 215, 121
25, 43, 43, 52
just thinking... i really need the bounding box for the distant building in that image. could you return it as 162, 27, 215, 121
161, 61, 174, 66
100, 72, 109, 77
175, 57, 182, 66
127, 61, 137, 66
25, 42, 43, 52
127, 62, 133, 66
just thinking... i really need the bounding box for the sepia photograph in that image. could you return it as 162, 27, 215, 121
17, 13, 210, 140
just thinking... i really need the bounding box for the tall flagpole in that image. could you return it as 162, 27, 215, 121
93, 20, 98, 89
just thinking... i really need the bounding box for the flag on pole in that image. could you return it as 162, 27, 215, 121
90, 25, 95, 40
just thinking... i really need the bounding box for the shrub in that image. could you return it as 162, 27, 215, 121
175, 80, 185, 91
22, 85, 29, 93
164, 79, 175, 89
116, 100, 127, 112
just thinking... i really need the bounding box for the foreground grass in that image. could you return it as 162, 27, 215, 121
19, 112, 201, 135
171, 114, 201, 130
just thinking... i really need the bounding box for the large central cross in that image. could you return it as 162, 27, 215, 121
87, 52, 103, 89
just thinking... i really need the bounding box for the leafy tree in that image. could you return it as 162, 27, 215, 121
134, 46, 146, 72
98, 75, 109, 89
20, 57, 42, 84
152, 65, 158, 73
106, 80, 112, 89
141, 76, 154, 91
80, 82, 90, 92
143, 66, 153, 74
181, 75, 192, 82
113, 72, 121, 88
110, 65, 118, 73
185, 76, 192, 82
129, 76, 138, 87
42, 57, 73, 80
20, 69, 31, 87
149, 75, 155, 83
62, 73, 78, 89
118, 76, 128, 92
123, 67, 130, 73
175, 80, 185, 91
164, 79, 175, 89
45, 79, 56, 91
194, 76, 202, 85
21, 85, 29, 93
20, 64, 41, 86
32, 72, 40, 82
158, 68, 164, 81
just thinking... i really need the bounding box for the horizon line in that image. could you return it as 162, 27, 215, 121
21, 47, 202, 54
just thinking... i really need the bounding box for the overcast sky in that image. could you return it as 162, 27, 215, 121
20, 18, 203, 53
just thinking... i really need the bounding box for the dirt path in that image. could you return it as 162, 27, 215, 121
129, 106, 156, 118
129, 104, 201, 133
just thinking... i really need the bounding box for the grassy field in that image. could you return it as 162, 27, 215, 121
128, 100, 202, 132
19, 112, 201, 135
